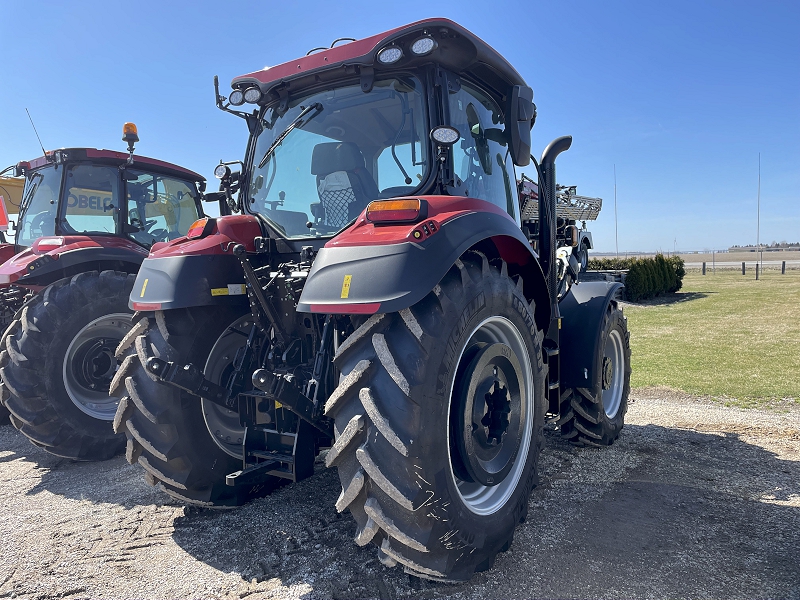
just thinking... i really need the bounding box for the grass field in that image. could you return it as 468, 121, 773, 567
623, 269, 800, 406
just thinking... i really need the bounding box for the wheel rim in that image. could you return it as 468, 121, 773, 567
202, 315, 251, 458
601, 329, 625, 418
580, 247, 588, 271
63, 313, 133, 420
447, 316, 534, 516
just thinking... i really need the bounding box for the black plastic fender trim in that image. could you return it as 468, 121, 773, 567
130, 254, 248, 310
559, 281, 623, 391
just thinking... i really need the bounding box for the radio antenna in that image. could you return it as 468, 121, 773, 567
25, 108, 47, 157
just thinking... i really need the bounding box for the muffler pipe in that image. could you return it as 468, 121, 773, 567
539, 135, 572, 319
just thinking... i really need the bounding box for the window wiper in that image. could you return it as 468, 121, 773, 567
258, 102, 323, 169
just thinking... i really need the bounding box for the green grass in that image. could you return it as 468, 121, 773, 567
623, 270, 800, 406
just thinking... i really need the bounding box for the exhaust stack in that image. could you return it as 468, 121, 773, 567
539, 135, 572, 319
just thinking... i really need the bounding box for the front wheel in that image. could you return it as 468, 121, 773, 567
0, 271, 134, 460
577, 241, 589, 273
325, 253, 546, 581
558, 302, 630, 446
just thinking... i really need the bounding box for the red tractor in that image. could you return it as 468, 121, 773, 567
116, 20, 630, 580
0, 126, 209, 459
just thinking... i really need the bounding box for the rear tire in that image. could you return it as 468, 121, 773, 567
325, 253, 546, 581
0, 271, 134, 460
113, 306, 280, 507
558, 302, 630, 446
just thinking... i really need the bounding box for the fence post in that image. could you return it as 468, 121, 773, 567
742, 262, 746, 275
756, 263, 759, 280
702, 262, 706, 275
783, 261, 786, 274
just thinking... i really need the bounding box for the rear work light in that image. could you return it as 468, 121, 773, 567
366, 199, 422, 223
187, 217, 214, 239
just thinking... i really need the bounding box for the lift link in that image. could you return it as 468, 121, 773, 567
252, 368, 333, 437
232, 243, 286, 345
145, 357, 236, 411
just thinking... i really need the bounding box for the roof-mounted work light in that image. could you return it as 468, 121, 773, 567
244, 87, 262, 103
410, 36, 437, 56
377, 46, 403, 65
229, 89, 245, 106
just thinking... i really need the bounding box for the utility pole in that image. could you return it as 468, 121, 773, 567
614, 164, 619, 258
757, 153, 762, 274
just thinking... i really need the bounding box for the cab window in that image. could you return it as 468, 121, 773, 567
126, 171, 199, 246
62, 164, 120, 235
448, 83, 517, 218
17, 165, 61, 247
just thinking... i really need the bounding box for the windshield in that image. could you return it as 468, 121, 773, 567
247, 75, 428, 238
126, 170, 200, 247
17, 165, 61, 247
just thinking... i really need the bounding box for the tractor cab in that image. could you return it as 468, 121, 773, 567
214, 19, 534, 244
10, 141, 205, 254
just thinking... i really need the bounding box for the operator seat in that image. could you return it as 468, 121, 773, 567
311, 142, 379, 228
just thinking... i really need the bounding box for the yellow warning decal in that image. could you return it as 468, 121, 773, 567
341, 274, 352, 299
140, 278, 149, 298
274, 401, 283, 409
211, 287, 229, 296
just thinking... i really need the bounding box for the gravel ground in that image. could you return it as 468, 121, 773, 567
1, 389, 798, 600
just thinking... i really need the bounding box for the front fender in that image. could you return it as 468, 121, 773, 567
559, 281, 623, 391
298, 203, 551, 329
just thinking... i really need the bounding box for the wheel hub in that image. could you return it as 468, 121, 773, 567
73, 338, 117, 392
602, 356, 614, 390
481, 377, 511, 444
63, 313, 132, 421
453, 342, 525, 487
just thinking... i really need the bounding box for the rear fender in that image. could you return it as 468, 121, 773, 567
0, 237, 146, 286
559, 281, 623, 392
130, 215, 261, 311
297, 198, 551, 331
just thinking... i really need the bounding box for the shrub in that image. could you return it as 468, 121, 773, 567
586, 255, 686, 301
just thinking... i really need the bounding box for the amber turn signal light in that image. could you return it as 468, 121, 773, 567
187, 217, 213, 239
366, 199, 422, 223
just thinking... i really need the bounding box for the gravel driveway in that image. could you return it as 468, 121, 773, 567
1, 389, 798, 600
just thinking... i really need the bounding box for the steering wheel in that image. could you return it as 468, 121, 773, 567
29, 211, 52, 238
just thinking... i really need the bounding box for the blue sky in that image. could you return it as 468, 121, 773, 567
1, 0, 797, 252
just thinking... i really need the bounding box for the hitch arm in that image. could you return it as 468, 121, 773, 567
145, 357, 237, 411
252, 368, 333, 438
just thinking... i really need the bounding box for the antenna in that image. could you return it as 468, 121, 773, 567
25, 108, 47, 157
614, 164, 619, 258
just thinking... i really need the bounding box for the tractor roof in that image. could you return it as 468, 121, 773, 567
231, 18, 526, 102
20, 148, 204, 182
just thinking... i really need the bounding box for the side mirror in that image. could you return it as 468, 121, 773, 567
508, 86, 535, 167
202, 191, 227, 203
